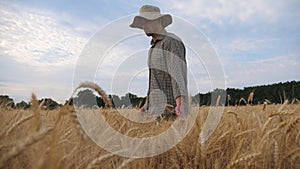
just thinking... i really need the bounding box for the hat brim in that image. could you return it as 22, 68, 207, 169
129, 14, 172, 29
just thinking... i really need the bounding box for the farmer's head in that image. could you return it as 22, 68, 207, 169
130, 5, 172, 36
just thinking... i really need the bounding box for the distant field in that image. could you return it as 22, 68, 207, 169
0, 103, 299, 169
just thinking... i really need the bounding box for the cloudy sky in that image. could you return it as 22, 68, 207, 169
0, 0, 299, 103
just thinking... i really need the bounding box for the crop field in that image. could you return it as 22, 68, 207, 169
0, 97, 299, 169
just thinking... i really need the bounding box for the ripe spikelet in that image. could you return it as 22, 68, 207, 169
264, 99, 271, 104
238, 98, 247, 106
175, 146, 187, 167
263, 101, 267, 111
117, 158, 134, 169
6, 114, 34, 136
286, 116, 300, 134
226, 110, 242, 125
60, 104, 88, 140
235, 129, 256, 138
87, 150, 125, 169
227, 94, 231, 106
169, 160, 181, 169
216, 95, 221, 106
0, 127, 53, 168
269, 111, 294, 117
296, 132, 300, 145
69, 109, 88, 141
284, 148, 300, 161
217, 130, 231, 142
229, 152, 260, 168
261, 116, 276, 134
247, 91, 254, 105
278, 99, 289, 112
294, 98, 299, 104
273, 139, 279, 168
194, 144, 201, 167
59, 104, 75, 115
73, 81, 112, 108
252, 111, 262, 127
226, 110, 238, 117
228, 138, 245, 168
31, 93, 41, 131
5, 101, 14, 108
261, 121, 289, 143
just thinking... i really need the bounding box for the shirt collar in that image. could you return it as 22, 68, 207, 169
150, 29, 168, 46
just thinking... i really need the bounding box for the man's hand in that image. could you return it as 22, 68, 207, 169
175, 104, 183, 116
175, 96, 185, 116
140, 105, 146, 112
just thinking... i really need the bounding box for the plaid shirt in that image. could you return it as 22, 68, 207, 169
146, 30, 188, 115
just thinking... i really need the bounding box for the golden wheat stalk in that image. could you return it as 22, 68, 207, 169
72, 81, 112, 108
175, 146, 187, 167
68, 109, 88, 141
238, 98, 247, 106
263, 101, 267, 111
117, 158, 134, 169
269, 111, 294, 117
31, 93, 41, 131
278, 99, 289, 112
229, 152, 260, 168
247, 91, 254, 105
216, 95, 221, 106
286, 116, 300, 134
169, 158, 181, 169
261, 121, 289, 144
0, 127, 53, 168
86, 150, 125, 169
5, 114, 34, 136
273, 139, 279, 168
296, 132, 300, 145
284, 148, 300, 161
261, 116, 276, 134
228, 138, 245, 168
235, 129, 256, 138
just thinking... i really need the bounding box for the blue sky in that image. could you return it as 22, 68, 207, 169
0, 0, 299, 103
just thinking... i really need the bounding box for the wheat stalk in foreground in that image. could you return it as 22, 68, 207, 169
71, 81, 112, 108
31, 93, 41, 131
0, 127, 53, 169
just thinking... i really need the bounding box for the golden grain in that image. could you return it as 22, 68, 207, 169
0, 127, 53, 168
31, 93, 41, 131
1, 90, 299, 168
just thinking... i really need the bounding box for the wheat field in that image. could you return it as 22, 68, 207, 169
0, 95, 299, 169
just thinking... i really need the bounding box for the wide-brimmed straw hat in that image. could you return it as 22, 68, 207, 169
130, 5, 172, 29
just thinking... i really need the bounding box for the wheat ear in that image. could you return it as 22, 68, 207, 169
31, 93, 41, 131
0, 127, 53, 168
5, 114, 34, 136
86, 150, 125, 169
229, 152, 260, 168
286, 116, 300, 134
73, 81, 112, 108
117, 158, 134, 169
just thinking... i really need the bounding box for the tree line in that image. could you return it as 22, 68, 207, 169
1, 81, 299, 109
193, 80, 299, 106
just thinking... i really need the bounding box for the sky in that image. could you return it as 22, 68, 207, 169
0, 0, 299, 103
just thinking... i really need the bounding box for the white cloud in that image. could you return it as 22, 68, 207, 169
227, 38, 279, 52
0, 3, 88, 70
0, 2, 96, 102
162, 0, 299, 25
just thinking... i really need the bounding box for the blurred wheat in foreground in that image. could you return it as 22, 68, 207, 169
0, 91, 299, 168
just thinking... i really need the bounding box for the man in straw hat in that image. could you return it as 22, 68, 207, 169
130, 5, 188, 120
